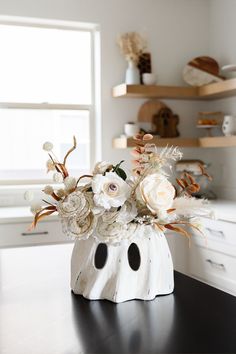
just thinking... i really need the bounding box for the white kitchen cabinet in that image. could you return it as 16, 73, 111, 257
0, 220, 71, 248
189, 243, 236, 295
189, 217, 236, 296
191, 217, 236, 254
0, 207, 72, 248
166, 201, 236, 296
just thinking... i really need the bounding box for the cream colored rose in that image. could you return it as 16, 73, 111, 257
101, 200, 137, 225
62, 212, 97, 239
138, 173, 175, 214
95, 219, 138, 244
57, 191, 90, 219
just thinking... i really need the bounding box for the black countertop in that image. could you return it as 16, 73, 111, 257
0, 244, 235, 354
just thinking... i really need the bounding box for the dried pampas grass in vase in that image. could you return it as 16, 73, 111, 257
117, 32, 147, 84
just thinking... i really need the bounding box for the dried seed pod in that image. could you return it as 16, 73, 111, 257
143, 134, 153, 141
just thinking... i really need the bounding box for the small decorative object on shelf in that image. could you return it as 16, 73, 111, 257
197, 111, 223, 136
27, 135, 211, 303
125, 60, 140, 84
152, 107, 179, 137
142, 73, 157, 85
221, 64, 236, 79
124, 122, 139, 137
137, 100, 180, 137
138, 52, 152, 83
117, 31, 147, 84
222, 115, 236, 136
183, 56, 225, 87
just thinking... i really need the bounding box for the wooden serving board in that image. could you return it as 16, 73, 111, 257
137, 99, 167, 122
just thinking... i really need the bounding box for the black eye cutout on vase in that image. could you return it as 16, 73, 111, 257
94, 243, 108, 269
128, 243, 141, 271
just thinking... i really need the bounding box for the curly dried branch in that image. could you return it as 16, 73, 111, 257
63, 136, 77, 166
30, 205, 57, 230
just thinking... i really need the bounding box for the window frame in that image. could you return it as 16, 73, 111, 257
0, 15, 101, 187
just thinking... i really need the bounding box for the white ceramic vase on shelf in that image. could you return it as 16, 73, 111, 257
71, 224, 174, 303
125, 61, 140, 84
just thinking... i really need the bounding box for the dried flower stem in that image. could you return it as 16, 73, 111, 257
63, 136, 77, 166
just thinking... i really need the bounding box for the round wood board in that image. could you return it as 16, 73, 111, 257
138, 100, 168, 123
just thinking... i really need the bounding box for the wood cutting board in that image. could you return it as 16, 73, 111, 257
138, 99, 167, 123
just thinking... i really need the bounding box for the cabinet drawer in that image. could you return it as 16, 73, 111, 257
192, 217, 236, 255
0, 220, 71, 247
189, 245, 236, 295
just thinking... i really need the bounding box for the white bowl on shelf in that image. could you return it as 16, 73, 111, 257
142, 73, 157, 85
221, 64, 236, 79
124, 122, 139, 137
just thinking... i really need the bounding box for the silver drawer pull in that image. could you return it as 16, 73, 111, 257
206, 258, 225, 270
21, 231, 49, 236
206, 227, 225, 239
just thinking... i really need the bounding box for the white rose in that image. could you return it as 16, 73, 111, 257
95, 219, 138, 244
93, 161, 112, 175
116, 200, 137, 224
101, 200, 137, 225
92, 172, 131, 210
138, 173, 175, 213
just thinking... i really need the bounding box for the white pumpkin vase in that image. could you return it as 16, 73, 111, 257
32, 136, 208, 304
71, 225, 174, 303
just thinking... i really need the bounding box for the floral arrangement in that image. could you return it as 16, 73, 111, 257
117, 31, 147, 64
27, 134, 212, 245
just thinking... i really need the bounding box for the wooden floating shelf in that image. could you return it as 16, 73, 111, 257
113, 136, 236, 149
112, 78, 236, 100
199, 136, 236, 148
112, 84, 198, 100
198, 78, 236, 99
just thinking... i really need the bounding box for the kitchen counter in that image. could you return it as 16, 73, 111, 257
0, 244, 235, 354
0, 206, 58, 224
210, 199, 236, 223
1, 199, 236, 224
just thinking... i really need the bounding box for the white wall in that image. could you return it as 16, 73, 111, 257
206, 0, 236, 199
0, 0, 210, 171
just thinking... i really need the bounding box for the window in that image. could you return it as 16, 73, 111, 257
0, 19, 99, 184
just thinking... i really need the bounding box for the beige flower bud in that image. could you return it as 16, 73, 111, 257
43, 141, 53, 152
57, 188, 66, 198
43, 185, 54, 195
46, 159, 55, 171
64, 176, 77, 190
30, 203, 42, 215
53, 172, 63, 183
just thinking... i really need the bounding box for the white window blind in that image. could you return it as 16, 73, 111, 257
0, 20, 98, 184
0, 24, 92, 104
